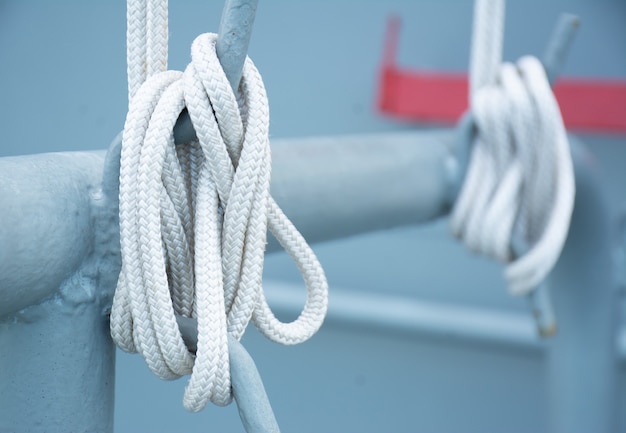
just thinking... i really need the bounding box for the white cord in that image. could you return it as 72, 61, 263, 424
451, 0, 575, 295
111, 0, 328, 412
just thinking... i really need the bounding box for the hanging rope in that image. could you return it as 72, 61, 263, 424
110, 0, 328, 412
450, 0, 575, 295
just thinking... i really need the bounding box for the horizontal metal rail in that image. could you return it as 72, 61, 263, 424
0, 131, 456, 319
254, 281, 626, 361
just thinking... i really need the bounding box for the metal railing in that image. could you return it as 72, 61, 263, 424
0, 1, 622, 432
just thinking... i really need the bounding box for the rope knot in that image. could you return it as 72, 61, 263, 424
111, 26, 328, 412
451, 0, 575, 297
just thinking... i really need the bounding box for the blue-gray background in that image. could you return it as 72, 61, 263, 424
1, 1, 625, 432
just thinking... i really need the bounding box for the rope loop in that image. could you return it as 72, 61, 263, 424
111, 4, 328, 412
451, 0, 575, 296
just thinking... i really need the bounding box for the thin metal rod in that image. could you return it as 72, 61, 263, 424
179, 271, 626, 360
515, 13, 579, 337
216, 0, 259, 91
173, 0, 259, 145
174, 3, 273, 430
543, 14, 580, 85
177, 287, 541, 354
176, 317, 280, 433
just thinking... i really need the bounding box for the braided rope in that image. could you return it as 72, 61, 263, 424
111, 1, 328, 412
450, 0, 575, 295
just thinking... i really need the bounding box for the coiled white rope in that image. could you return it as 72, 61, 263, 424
450, 0, 575, 295
110, 0, 328, 412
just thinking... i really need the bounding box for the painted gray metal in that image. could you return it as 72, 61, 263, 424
0, 2, 623, 432
1, 129, 620, 432
0, 130, 454, 432
514, 13, 579, 338
179, 135, 622, 433
0, 152, 117, 432
546, 139, 619, 433
173, 0, 259, 145
176, 317, 280, 433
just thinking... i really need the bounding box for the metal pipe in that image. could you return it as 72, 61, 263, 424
0, 296, 116, 433
216, 0, 259, 91
265, 131, 455, 249
176, 317, 280, 433
0, 129, 497, 317
180, 281, 542, 353
173, 0, 259, 145
180, 278, 626, 363
545, 139, 619, 433
0, 152, 116, 433
0, 152, 102, 318
517, 13, 580, 337
3, 129, 455, 312
0, 128, 458, 311
542, 14, 580, 85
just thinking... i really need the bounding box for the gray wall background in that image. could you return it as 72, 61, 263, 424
1, 1, 625, 432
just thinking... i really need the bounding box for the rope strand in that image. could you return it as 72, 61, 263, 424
451, 0, 575, 296
112, 1, 328, 412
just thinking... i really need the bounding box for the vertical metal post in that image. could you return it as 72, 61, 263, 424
0, 152, 118, 433
173, 0, 259, 145
0, 296, 116, 432
545, 139, 619, 433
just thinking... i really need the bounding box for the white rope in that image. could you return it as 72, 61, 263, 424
111, 0, 328, 412
450, 0, 575, 295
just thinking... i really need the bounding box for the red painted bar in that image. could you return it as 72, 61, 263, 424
378, 18, 626, 133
